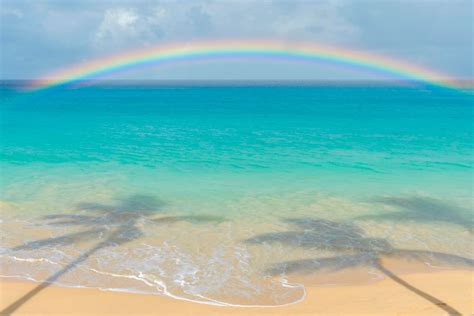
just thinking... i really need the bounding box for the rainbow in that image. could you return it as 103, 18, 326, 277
29, 40, 458, 91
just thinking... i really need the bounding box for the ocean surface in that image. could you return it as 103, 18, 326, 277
0, 82, 473, 306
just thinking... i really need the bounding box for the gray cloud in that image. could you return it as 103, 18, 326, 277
0, 0, 472, 80
343, 0, 473, 76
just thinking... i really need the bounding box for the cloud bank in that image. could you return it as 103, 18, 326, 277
1, 0, 472, 80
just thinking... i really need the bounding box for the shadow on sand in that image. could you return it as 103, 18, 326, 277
245, 217, 473, 315
1, 194, 225, 315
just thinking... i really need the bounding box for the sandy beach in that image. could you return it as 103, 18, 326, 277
1, 268, 472, 315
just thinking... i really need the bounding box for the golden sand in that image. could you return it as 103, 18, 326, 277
1, 268, 472, 315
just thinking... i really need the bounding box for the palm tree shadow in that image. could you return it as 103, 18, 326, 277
245, 218, 473, 315
1, 194, 225, 315
358, 196, 473, 233
1, 225, 139, 316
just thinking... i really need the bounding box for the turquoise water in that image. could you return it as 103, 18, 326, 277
0, 83, 473, 306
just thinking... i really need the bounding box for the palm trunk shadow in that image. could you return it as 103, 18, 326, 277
1, 194, 164, 315
1, 243, 106, 315
374, 260, 461, 316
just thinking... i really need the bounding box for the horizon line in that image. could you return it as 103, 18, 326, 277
3, 78, 473, 88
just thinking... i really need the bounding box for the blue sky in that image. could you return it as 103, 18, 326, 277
0, 0, 472, 80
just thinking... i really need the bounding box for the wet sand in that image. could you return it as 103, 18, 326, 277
1, 268, 472, 315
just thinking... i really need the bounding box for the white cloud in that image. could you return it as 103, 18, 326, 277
92, 0, 358, 48
93, 5, 172, 51
95, 8, 139, 40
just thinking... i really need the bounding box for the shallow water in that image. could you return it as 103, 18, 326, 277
0, 83, 473, 306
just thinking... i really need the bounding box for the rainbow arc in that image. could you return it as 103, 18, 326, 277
29, 40, 458, 91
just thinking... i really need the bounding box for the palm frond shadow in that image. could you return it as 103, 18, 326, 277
2, 194, 225, 315
245, 218, 472, 315
357, 196, 473, 232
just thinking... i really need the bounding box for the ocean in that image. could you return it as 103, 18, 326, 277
0, 82, 473, 306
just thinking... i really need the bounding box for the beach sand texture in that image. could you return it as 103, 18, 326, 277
1, 268, 473, 315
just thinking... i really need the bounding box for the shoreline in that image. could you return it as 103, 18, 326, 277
1, 268, 472, 315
